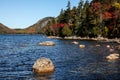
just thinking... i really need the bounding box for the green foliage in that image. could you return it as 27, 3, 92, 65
57, 9, 65, 23
62, 24, 72, 36
112, 2, 120, 9
91, 26, 102, 36
44, 0, 120, 38
102, 26, 108, 37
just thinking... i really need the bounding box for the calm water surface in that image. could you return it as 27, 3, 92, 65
0, 34, 120, 80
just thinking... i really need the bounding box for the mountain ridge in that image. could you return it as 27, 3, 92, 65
15, 17, 54, 34
0, 17, 54, 34
0, 23, 16, 34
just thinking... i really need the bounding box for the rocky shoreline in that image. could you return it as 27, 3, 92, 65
46, 36, 120, 44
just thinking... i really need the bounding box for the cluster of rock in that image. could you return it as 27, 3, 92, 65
47, 36, 120, 44
34, 39, 120, 75
71, 41, 86, 48
71, 41, 119, 61
33, 41, 56, 75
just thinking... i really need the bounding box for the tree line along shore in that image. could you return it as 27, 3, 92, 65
42, 0, 120, 39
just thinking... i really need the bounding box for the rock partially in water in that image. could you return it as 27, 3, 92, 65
47, 36, 61, 39
115, 45, 120, 50
109, 48, 114, 52
106, 53, 119, 61
33, 57, 55, 74
96, 44, 100, 47
39, 41, 55, 46
79, 44, 85, 48
106, 45, 110, 48
72, 41, 79, 45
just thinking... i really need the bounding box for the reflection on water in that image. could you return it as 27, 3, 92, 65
0, 34, 120, 80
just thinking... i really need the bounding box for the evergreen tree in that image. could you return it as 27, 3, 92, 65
62, 24, 72, 37
77, 0, 90, 37
77, 0, 83, 21
66, 0, 72, 23
115, 13, 120, 37
76, 0, 83, 36
57, 9, 65, 23
67, 0, 71, 11
71, 6, 79, 35
45, 21, 53, 36
44, 0, 120, 38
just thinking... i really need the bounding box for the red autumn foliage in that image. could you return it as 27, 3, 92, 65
50, 23, 71, 29
91, 2, 101, 15
111, 12, 118, 19
47, 23, 71, 33
50, 23, 64, 29
103, 4, 111, 10
103, 12, 112, 19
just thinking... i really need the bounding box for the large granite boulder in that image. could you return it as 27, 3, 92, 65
39, 41, 55, 46
33, 58, 55, 74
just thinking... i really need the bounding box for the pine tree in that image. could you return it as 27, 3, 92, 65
45, 21, 53, 36
57, 9, 65, 23
77, 0, 90, 37
44, 0, 120, 38
62, 24, 72, 37
77, 0, 83, 21
71, 6, 79, 35
114, 13, 120, 37
66, 0, 72, 23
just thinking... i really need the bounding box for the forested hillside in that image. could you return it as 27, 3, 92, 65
43, 0, 120, 38
0, 23, 16, 34
15, 17, 54, 34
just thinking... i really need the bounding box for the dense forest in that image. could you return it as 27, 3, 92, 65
43, 0, 120, 38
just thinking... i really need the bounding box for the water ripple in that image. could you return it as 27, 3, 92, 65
0, 34, 120, 80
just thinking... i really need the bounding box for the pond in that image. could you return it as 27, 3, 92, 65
0, 34, 120, 80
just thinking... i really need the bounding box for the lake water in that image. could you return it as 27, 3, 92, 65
0, 34, 120, 80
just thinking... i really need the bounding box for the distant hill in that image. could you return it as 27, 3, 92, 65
0, 23, 16, 34
16, 17, 54, 34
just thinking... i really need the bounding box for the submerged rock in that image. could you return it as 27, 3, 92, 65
106, 53, 119, 61
33, 57, 55, 74
96, 44, 100, 47
109, 48, 114, 52
39, 41, 55, 46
